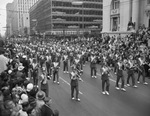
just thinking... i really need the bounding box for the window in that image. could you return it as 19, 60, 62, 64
113, 0, 120, 9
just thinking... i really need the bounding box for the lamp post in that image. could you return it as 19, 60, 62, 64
72, 1, 83, 36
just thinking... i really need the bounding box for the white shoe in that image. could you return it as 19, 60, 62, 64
121, 88, 126, 92
54, 81, 56, 83
95, 76, 97, 78
72, 97, 75, 100
102, 91, 105, 94
57, 81, 59, 84
67, 71, 69, 73
133, 85, 138, 88
105, 91, 109, 95
115, 87, 120, 90
126, 84, 130, 87
92, 76, 94, 78
137, 81, 140, 84
143, 82, 148, 85
76, 98, 80, 101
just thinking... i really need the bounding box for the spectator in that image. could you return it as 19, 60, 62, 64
0, 49, 9, 74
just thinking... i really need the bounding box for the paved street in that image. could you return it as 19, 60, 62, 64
46, 62, 150, 116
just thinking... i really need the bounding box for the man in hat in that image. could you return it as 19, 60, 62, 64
41, 97, 54, 116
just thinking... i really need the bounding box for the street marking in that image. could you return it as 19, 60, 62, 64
59, 77, 83, 95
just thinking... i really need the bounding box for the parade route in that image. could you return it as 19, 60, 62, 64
47, 63, 150, 116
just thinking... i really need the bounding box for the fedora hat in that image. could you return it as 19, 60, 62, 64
36, 91, 46, 100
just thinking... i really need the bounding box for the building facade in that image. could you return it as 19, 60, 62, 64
103, 0, 150, 35
6, 0, 38, 37
6, 3, 14, 37
29, 0, 102, 36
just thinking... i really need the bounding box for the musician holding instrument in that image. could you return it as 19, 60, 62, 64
126, 56, 138, 88
52, 56, 60, 84
101, 63, 110, 95
90, 53, 97, 78
70, 65, 81, 101
115, 59, 126, 91
137, 56, 148, 85
63, 52, 69, 73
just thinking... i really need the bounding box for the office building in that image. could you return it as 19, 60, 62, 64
29, 0, 103, 36
6, 0, 38, 37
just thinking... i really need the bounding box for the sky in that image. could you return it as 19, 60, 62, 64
0, 0, 13, 36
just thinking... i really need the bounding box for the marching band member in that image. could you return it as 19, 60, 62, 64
70, 65, 81, 101
126, 56, 138, 88
69, 51, 74, 67
63, 52, 69, 73
115, 59, 126, 91
52, 57, 60, 84
137, 56, 148, 85
77, 52, 83, 73
101, 63, 110, 95
90, 53, 97, 78
46, 53, 52, 79
74, 57, 82, 78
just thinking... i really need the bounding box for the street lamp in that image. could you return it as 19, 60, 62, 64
72, 1, 84, 36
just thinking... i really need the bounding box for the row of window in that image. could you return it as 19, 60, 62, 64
52, 2, 102, 9
52, 9, 102, 15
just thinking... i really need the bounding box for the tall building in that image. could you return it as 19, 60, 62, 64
103, 0, 150, 36
6, 0, 38, 37
6, 3, 14, 37
29, 0, 102, 36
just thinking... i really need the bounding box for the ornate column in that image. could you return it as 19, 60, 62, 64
132, 0, 140, 30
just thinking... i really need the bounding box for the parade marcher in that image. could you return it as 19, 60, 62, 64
70, 66, 80, 101
45, 53, 52, 80
115, 60, 126, 91
62, 52, 69, 73
101, 63, 110, 95
90, 53, 97, 78
52, 57, 60, 84
77, 52, 83, 73
126, 57, 138, 88
69, 51, 74, 67
137, 56, 148, 85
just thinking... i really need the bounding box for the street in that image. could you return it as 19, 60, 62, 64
46, 63, 150, 116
